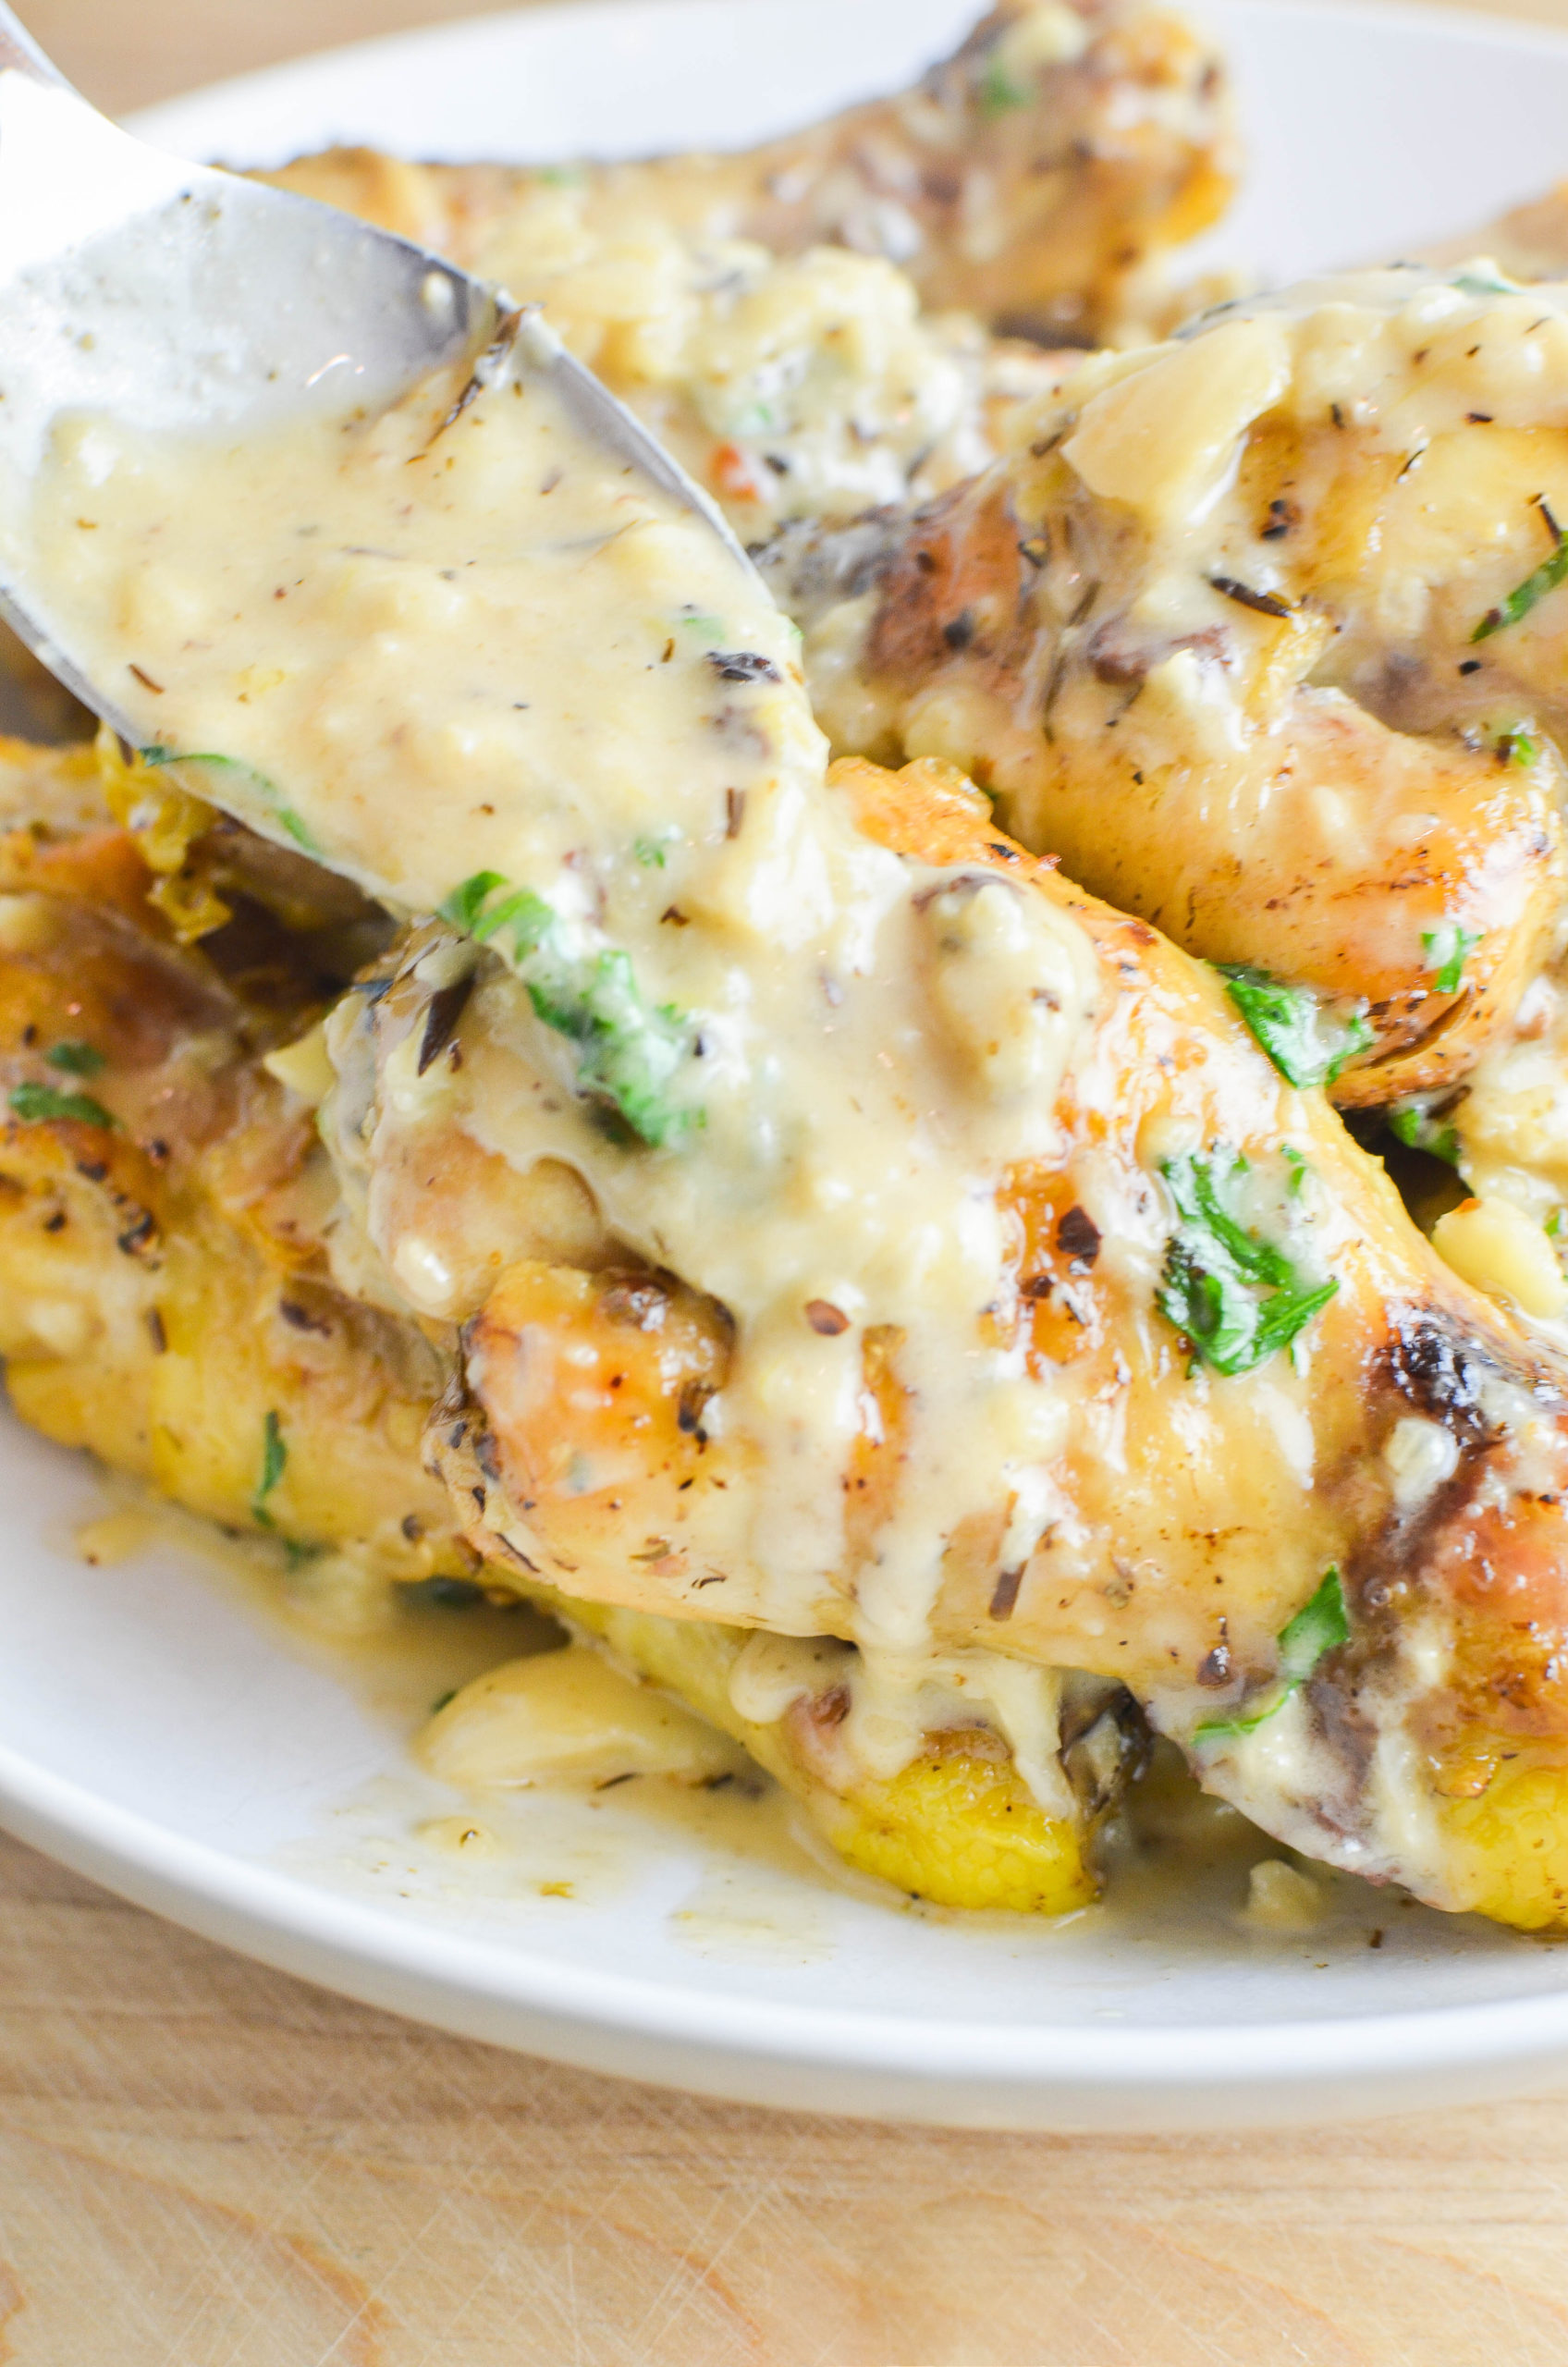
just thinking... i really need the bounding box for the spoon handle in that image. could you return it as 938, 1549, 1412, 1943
0, 5, 67, 90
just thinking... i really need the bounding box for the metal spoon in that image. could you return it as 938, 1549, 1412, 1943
0, 1, 753, 749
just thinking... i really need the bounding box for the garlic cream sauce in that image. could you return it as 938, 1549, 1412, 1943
21, 314, 1106, 1658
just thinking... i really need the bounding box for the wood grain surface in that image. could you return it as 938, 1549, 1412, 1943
7, 2, 1568, 2361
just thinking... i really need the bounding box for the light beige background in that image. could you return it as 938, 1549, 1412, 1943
6, 2, 1568, 2361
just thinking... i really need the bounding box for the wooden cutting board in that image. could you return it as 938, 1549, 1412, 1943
5, 3, 1568, 2360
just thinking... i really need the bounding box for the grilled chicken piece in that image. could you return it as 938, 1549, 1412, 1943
0, 740, 1135, 1915
325, 755, 1568, 1928
0, 741, 466, 1572
261, 0, 1234, 352
764, 269, 1568, 1129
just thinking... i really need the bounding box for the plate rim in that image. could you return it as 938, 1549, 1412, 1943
123, 0, 1568, 160
7, 1721, 1568, 2125
1, 0, 1562, 2128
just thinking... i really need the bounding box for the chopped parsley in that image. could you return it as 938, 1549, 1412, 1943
1220, 965, 1373, 1089
1157, 1150, 1338, 1377
978, 59, 1031, 113
8, 1081, 115, 1129
140, 746, 320, 855
633, 837, 668, 869
1473, 539, 1568, 641
1451, 269, 1519, 297
1422, 923, 1481, 995
437, 870, 695, 1147
1497, 727, 1539, 767
438, 870, 507, 932
252, 1408, 287, 1530
1389, 1100, 1462, 1167
45, 1041, 104, 1077
1194, 1567, 1349, 1742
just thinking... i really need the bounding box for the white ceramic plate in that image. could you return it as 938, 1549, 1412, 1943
5, 0, 1568, 2133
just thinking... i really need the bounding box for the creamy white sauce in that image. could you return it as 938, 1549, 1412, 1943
15, 314, 1117, 1661
16, 272, 1537, 1920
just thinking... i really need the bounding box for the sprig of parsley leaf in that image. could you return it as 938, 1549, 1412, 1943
1220, 965, 1373, 1090
437, 870, 694, 1147
1194, 1567, 1349, 1742
1157, 1151, 1338, 1377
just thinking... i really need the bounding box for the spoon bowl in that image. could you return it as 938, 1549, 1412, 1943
0, 2, 751, 749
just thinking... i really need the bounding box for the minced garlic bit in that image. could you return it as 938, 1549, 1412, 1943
1242, 1857, 1325, 1932
1430, 1194, 1568, 1318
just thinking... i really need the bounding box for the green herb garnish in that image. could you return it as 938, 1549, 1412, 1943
1498, 728, 1539, 767
1220, 965, 1373, 1089
1388, 1101, 1462, 1167
431, 1687, 459, 1716
276, 807, 321, 853
437, 870, 695, 1147
633, 837, 668, 869
141, 748, 321, 853
252, 1408, 287, 1530
1195, 1567, 1349, 1742
1157, 1151, 1338, 1377
438, 871, 508, 932
1473, 541, 1568, 640
8, 1081, 115, 1129
1451, 268, 1519, 297
1422, 923, 1481, 995
45, 1041, 104, 1077
979, 59, 1031, 113
729, 400, 778, 436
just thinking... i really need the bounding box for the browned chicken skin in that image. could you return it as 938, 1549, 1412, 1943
763, 273, 1568, 1123
325, 757, 1568, 1925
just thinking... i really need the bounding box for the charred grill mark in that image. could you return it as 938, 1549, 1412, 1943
864, 482, 1033, 685
1382, 1306, 1504, 1448
1055, 1205, 1101, 1267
